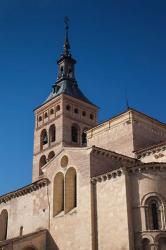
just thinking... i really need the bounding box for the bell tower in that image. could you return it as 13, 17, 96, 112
32, 18, 98, 181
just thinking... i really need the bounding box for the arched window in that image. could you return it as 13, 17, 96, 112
48, 151, 55, 161
56, 105, 60, 112
71, 124, 79, 143
44, 112, 48, 119
53, 172, 64, 216
38, 116, 42, 122
65, 168, 77, 213
82, 128, 88, 146
142, 238, 150, 250
66, 105, 71, 111
50, 108, 54, 115
0, 209, 8, 241
40, 129, 48, 150
49, 124, 56, 144
39, 155, 47, 175
145, 197, 162, 230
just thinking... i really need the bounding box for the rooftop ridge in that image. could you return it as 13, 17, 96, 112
91, 145, 138, 162
134, 140, 166, 154
0, 178, 50, 204
88, 108, 166, 134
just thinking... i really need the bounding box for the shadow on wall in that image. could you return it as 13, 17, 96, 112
46, 231, 60, 250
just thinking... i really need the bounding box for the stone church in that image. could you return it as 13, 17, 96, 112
0, 24, 166, 250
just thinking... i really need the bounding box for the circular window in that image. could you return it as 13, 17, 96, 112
60, 155, 68, 168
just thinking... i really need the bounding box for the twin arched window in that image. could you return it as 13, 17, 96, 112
71, 124, 88, 146
53, 168, 77, 216
40, 124, 56, 150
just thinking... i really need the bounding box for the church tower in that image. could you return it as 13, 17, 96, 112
32, 20, 98, 181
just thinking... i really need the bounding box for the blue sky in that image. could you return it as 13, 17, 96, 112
0, 0, 166, 195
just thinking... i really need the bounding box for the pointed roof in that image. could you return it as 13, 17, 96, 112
43, 18, 96, 107
45, 79, 95, 105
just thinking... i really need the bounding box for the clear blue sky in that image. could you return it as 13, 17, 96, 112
0, 0, 166, 195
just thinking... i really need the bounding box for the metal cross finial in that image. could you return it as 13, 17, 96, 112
63, 16, 70, 55
64, 16, 69, 31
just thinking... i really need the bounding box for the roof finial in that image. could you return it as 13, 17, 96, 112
125, 88, 130, 110
64, 16, 70, 56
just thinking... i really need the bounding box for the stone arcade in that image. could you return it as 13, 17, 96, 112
0, 23, 166, 250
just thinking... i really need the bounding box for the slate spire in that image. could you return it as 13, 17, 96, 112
63, 16, 70, 56
44, 18, 95, 106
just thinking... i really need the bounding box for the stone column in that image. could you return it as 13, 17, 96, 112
150, 243, 158, 250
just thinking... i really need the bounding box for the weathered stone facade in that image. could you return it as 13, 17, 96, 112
0, 28, 166, 250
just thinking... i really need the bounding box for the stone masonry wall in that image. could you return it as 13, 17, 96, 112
0, 186, 49, 240
44, 147, 93, 250
132, 112, 166, 151
87, 111, 134, 157
96, 174, 132, 250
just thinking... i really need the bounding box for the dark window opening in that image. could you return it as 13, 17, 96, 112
38, 116, 42, 122
82, 111, 86, 117
50, 109, 54, 115
43, 134, 48, 145
151, 202, 159, 230
66, 105, 71, 111
56, 105, 60, 112
49, 124, 56, 143
72, 125, 79, 143
74, 108, 78, 114
39, 155, 47, 175
82, 131, 87, 146
44, 113, 48, 118
145, 197, 162, 231
40, 129, 48, 150
90, 114, 94, 120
